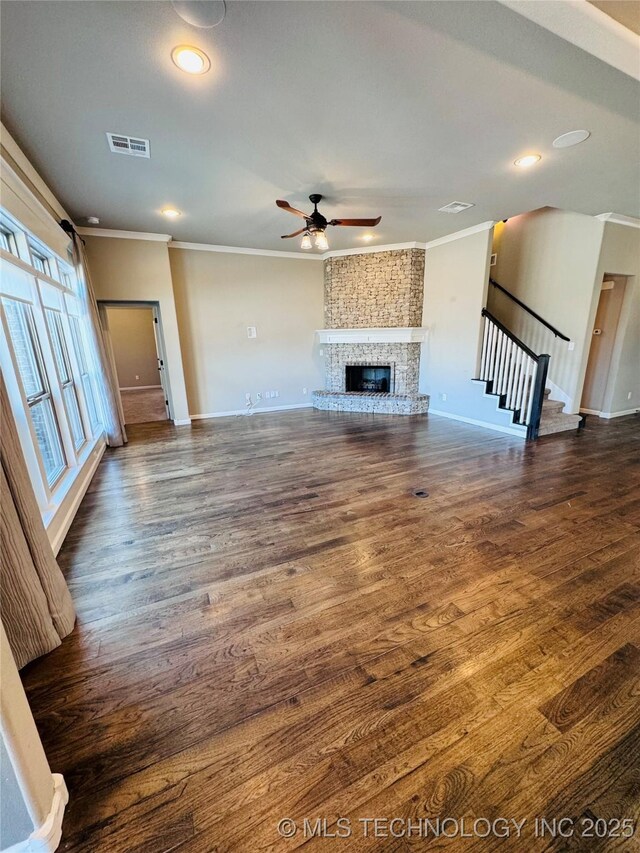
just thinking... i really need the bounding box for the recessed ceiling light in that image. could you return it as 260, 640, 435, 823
87, 216, 100, 225
171, 45, 211, 75
361, 233, 374, 241
161, 208, 181, 218
552, 130, 590, 149
514, 154, 541, 168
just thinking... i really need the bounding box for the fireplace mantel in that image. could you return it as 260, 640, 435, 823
316, 327, 428, 344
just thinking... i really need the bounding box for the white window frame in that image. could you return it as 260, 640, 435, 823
0, 209, 105, 526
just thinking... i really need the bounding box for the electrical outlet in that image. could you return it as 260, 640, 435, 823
135, 374, 139, 380
303, 387, 308, 395
628, 392, 633, 400
319, 349, 324, 356
440, 392, 447, 402
247, 326, 257, 339
274, 391, 279, 398
568, 341, 575, 351
245, 392, 251, 402
256, 392, 262, 401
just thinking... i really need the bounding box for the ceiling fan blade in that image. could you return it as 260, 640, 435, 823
280, 227, 307, 239
276, 199, 309, 219
329, 216, 382, 227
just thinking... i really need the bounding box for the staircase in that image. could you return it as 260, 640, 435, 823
475, 283, 581, 440
539, 389, 582, 436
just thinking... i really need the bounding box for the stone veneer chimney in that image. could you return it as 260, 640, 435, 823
313, 248, 429, 415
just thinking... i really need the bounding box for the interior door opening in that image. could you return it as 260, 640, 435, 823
98, 301, 172, 425
581, 274, 628, 415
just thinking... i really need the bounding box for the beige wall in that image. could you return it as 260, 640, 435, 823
105, 305, 159, 388
420, 227, 503, 423
83, 237, 190, 422
489, 208, 605, 412
169, 248, 324, 416
591, 222, 640, 415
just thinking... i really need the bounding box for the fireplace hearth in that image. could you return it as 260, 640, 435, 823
346, 364, 391, 393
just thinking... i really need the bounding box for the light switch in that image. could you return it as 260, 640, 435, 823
247, 326, 257, 339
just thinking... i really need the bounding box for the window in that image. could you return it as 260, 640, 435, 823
0, 207, 104, 529
30, 248, 51, 277
2, 298, 67, 486
58, 262, 76, 292
0, 225, 18, 256
69, 314, 100, 429
45, 309, 86, 451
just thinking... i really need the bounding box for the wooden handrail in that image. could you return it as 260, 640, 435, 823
489, 279, 570, 342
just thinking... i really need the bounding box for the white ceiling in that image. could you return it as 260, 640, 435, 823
1, 1, 639, 251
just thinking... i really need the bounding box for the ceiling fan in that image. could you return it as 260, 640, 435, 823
276, 194, 381, 250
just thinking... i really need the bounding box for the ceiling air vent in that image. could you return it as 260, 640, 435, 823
438, 201, 475, 214
106, 133, 150, 158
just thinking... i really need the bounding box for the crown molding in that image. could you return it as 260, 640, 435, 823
168, 241, 321, 260
77, 227, 172, 242
0, 158, 66, 239
595, 213, 640, 229
424, 221, 496, 250
323, 241, 426, 259
1, 123, 70, 220
169, 239, 428, 260
498, 0, 640, 82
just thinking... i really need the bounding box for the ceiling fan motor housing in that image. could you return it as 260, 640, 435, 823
307, 194, 327, 232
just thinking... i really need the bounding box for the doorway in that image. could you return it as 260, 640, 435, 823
581, 275, 628, 414
99, 302, 171, 424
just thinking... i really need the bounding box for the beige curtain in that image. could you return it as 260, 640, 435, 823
68, 228, 127, 447
0, 374, 76, 669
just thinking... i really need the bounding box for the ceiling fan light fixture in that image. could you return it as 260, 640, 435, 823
300, 232, 312, 250
315, 231, 329, 251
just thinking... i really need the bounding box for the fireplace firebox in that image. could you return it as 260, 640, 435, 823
345, 365, 392, 393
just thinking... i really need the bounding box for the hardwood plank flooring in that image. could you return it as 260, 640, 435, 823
120, 387, 168, 424
20, 410, 640, 852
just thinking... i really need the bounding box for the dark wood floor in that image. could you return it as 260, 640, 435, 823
22, 410, 640, 852
121, 387, 168, 424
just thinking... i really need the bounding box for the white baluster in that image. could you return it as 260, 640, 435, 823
515, 355, 530, 422
480, 316, 489, 379
509, 347, 524, 410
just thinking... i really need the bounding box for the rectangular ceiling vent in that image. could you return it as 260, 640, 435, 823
438, 201, 475, 214
106, 132, 150, 158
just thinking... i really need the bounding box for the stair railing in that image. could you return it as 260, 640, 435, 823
479, 308, 550, 440
489, 279, 570, 341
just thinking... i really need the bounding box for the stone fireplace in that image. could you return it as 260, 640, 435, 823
313, 248, 429, 415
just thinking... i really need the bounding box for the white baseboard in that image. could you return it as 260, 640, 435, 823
599, 408, 639, 419
119, 385, 162, 391
49, 442, 106, 556
428, 408, 527, 438
4, 774, 68, 853
190, 403, 313, 420
173, 418, 192, 426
